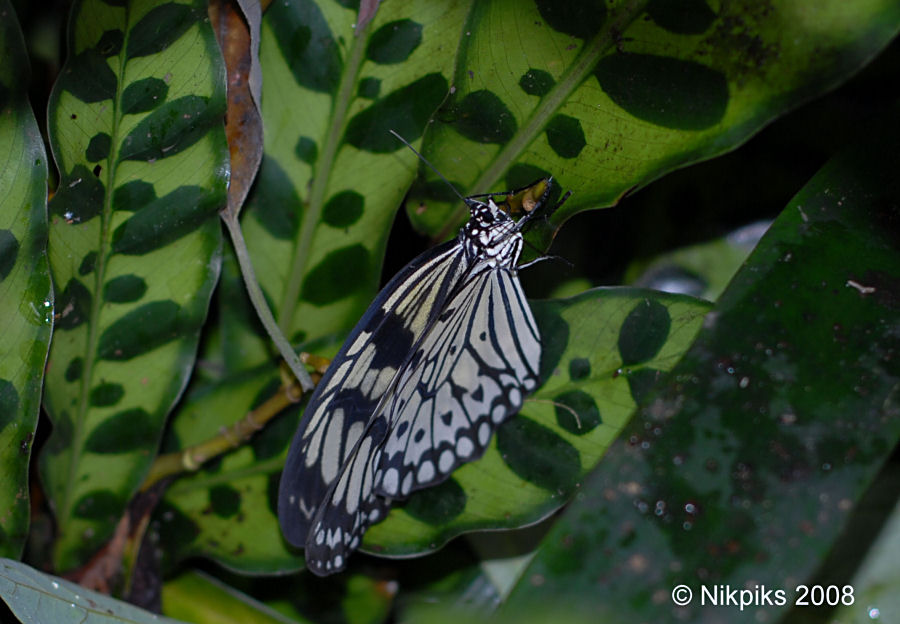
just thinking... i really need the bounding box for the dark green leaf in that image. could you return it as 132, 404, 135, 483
504, 121, 900, 622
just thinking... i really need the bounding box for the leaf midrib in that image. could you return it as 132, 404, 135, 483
436, 0, 650, 240
276, 17, 374, 333
62, 3, 132, 526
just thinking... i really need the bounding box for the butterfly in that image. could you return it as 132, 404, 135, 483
278, 146, 569, 576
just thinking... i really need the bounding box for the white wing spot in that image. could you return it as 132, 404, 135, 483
457, 436, 474, 458
509, 387, 521, 407
345, 421, 365, 462
320, 408, 345, 484
344, 437, 371, 515
401, 471, 414, 496
369, 508, 380, 523
303, 404, 329, 467
417, 460, 435, 483
438, 449, 455, 473
491, 404, 506, 423
478, 422, 490, 446
334, 555, 343, 569
382, 468, 399, 495
345, 330, 372, 356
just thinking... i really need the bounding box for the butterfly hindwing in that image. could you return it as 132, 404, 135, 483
375, 266, 540, 498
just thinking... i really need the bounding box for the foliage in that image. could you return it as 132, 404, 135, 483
0, 0, 898, 623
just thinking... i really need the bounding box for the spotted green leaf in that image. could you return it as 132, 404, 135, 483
39, 0, 227, 571
157, 289, 710, 571
157, 369, 304, 573
406, 0, 900, 240
365, 288, 711, 556
501, 117, 900, 622
157, 0, 467, 568
0, 0, 53, 559
218, 0, 468, 373
0, 557, 190, 624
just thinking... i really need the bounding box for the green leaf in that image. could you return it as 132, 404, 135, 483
0, 0, 53, 559
158, 369, 305, 573
831, 497, 900, 623
502, 112, 900, 621
227, 0, 469, 373
365, 288, 711, 556
0, 558, 190, 624
39, 0, 227, 571
406, 0, 900, 239
159, 0, 469, 568
161, 570, 306, 624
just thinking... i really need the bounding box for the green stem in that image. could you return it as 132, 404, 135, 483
224, 216, 313, 390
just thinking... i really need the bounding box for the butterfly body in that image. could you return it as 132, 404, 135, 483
279, 181, 559, 575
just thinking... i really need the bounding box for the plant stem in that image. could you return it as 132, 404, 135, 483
223, 214, 314, 391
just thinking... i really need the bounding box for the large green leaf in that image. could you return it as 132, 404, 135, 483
39, 0, 228, 571
366, 289, 711, 556
158, 288, 710, 572
502, 111, 900, 622
0, 0, 53, 559
0, 558, 189, 624
407, 0, 900, 239
157, 0, 465, 571
220, 0, 470, 373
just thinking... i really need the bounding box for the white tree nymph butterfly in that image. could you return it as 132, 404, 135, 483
279, 145, 569, 575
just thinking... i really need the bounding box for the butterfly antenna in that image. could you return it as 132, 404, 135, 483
389, 130, 467, 204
